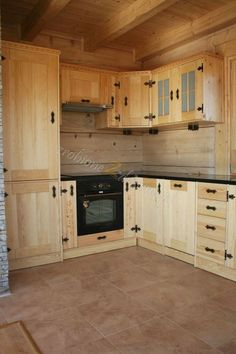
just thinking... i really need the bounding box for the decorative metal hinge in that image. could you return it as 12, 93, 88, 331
130, 181, 141, 190
4, 192, 8, 198
227, 191, 235, 201
197, 104, 204, 113
62, 236, 69, 243
197, 63, 204, 72
144, 113, 156, 121
144, 80, 156, 88
131, 225, 141, 233
3, 167, 8, 173
114, 81, 120, 89
1, 56, 6, 61
115, 114, 121, 121
225, 250, 233, 260
61, 188, 67, 194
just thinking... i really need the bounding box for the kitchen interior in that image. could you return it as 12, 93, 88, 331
1, 0, 236, 353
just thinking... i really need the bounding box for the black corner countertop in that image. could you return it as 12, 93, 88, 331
60, 171, 236, 185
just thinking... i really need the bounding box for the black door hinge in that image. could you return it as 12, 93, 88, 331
144, 80, 156, 88
1, 56, 6, 61
225, 250, 233, 260
61, 188, 67, 194
4, 192, 8, 198
7, 247, 11, 252
197, 63, 204, 72
227, 191, 235, 201
158, 183, 161, 194
144, 113, 156, 121
197, 104, 204, 113
3, 167, 8, 173
131, 225, 141, 233
130, 181, 141, 190
114, 81, 120, 89
115, 114, 121, 121
62, 236, 69, 243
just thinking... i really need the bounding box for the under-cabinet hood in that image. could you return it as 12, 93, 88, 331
62, 101, 113, 113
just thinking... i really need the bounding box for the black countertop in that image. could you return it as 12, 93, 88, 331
61, 171, 236, 185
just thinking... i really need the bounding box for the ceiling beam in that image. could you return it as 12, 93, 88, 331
135, 1, 236, 61
22, 0, 71, 41
85, 0, 178, 51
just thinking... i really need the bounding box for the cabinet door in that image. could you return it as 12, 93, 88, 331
5, 181, 61, 260
142, 179, 163, 245
100, 74, 121, 128
180, 59, 203, 122
121, 73, 151, 127
3, 45, 59, 182
164, 180, 196, 255
61, 181, 78, 250
226, 185, 236, 269
61, 67, 100, 104
124, 177, 143, 237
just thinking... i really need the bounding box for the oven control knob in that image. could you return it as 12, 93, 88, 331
98, 183, 103, 189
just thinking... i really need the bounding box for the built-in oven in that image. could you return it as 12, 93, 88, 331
76, 175, 123, 236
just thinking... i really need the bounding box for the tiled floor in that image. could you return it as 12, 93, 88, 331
1, 246, 236, 354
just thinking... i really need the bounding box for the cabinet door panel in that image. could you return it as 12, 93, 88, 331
3, 46, 59, 182
124, 178, 143, 237
121, 73, 151, 127
5, 181, 61, 260
180, 59, 203, 122
164, 180, 196, 255
61, 68, 100, 104
61, 181, 78, 250
142, 179, 163, 245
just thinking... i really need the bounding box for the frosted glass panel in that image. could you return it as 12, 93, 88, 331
158, 99, 163, 116
164, 97, 169, 115
158, 81, 163, 98
164, 79, 169, 96
182, 73, 187, 91
189, 71, 195, 90
182, 93, 187, 112
189, 91, 195, 111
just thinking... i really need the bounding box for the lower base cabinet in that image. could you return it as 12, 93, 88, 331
5, 180, 61, 270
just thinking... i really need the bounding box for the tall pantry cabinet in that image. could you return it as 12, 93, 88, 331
2, 41, 61, 270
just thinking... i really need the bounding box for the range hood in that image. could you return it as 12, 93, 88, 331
62, 101, 113, 113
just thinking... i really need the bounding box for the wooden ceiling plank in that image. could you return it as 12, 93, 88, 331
136, 0, 236, 60
85, 0, 179, 51
22, 0, 72, 40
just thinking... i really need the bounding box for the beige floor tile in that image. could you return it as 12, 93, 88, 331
107, 316, 219, 354
75, 338, 120, 354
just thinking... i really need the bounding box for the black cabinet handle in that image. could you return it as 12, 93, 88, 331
52, 186, 56, 198
111, 96, 114, 105
205, 247, 215, 253
170, 90, 173, 101
174, 183, 182, 188
206, 205, 216, 211
205, 225, 216, 231
70, 185, 74, 196
124, 97, 128, 106
126, 182, 129, 192
81, 99, 90, 103
206, 189, 216, 194
158, 183, 161, 194
97, 236, 107, 240
176, 89, 179, 100
51, 111, 55, 124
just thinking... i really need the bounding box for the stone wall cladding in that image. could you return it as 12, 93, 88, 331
0, 16, 9, 295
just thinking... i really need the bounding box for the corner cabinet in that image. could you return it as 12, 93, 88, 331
2, 41, 61, 270
152, 54, 223, 126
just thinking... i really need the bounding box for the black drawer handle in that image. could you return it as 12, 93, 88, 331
206, 189, 216, 194
205, 247, 215, 253
81, 99, 90, 103
206, 205, 216, 211
205, 225, 216, 231
174, 183, 182, 188
97, 236, 107, 240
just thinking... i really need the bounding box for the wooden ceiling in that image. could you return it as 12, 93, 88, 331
2, 0, 236, 62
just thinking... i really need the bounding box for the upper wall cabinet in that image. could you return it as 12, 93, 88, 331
152, 54, 223, 126
119, 71, 152, 127
2, 41, 60, 182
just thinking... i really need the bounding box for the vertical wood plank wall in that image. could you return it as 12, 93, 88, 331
60, 112, 143, 175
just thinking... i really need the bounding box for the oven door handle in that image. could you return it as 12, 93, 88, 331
83, 192, 122, 198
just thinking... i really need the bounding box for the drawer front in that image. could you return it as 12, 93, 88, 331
197, 214, 226, 242
198, 183, 227, 201
78, 229, 124, 247
197, 199, 227, 219
196, 236, 225, 265
170, 180, 188, 191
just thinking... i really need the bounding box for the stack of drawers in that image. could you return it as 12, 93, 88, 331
196, 183, 227, 265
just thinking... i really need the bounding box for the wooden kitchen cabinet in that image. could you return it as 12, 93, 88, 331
124, 177, 143, 237
152, 54, 223, 126
61, 64, 101, 104
61, 181, 78, 250
119, 71, 152, 127
141, 178, 163, 246
2, 41, 60, 182
5, 181, 61, 270
164, 180, 196, 256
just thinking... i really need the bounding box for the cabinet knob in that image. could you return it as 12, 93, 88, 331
206, 205, 216, 211
205, 225, 216, 231
206, 188, 216, 194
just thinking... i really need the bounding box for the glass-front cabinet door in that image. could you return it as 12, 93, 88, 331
179, 59, 204, 122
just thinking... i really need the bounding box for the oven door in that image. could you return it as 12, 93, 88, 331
77, 192, 123, 236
